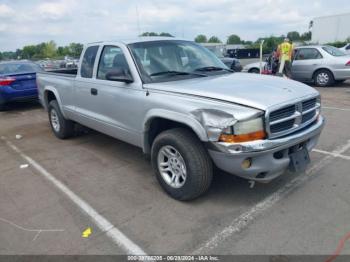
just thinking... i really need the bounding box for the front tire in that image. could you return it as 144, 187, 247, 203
151, 128, 213, 201
48, 100, 75, 139
314, 69, 334, 87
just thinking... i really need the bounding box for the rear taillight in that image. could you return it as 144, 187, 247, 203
0, 77, 15, 86
346, 61, 350, 66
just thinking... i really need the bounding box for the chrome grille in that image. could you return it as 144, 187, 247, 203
302, 98, 317, 111
270, 119, 295, 133
302, 110, 316, 123
267, 97, 320, 138
269, 105, 296, 122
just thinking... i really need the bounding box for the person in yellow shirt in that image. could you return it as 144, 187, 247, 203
277, 38, 294, 78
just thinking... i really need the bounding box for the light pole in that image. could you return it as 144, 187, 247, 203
259, 39, 265, 74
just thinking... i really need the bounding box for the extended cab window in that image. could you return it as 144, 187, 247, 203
81, 45, 99, 78
295, 48, 322, 60
97, 46, 131, 80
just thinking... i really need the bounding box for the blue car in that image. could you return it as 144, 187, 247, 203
0, 61, 43, 110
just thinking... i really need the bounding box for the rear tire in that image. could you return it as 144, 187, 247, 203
48, 100, 75, 139
151, 128, 213, 201
249, 68, 260, 74
0, 103, 6, 111
314, 69, 334, 87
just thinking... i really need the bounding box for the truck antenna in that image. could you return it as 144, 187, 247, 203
136, 5, 141, 37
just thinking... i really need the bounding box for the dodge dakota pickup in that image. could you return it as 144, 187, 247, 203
37, 37, 325, 200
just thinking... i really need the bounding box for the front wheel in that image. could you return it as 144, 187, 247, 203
48, 100, 75, 139
151, 128, 213, 201
314, 70, 334, 87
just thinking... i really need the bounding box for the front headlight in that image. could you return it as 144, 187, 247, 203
219, 117, 266, 143
234, 117, 264, 135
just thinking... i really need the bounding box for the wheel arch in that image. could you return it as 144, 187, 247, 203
312, 67, 335, 81
43, 87, 67, 117
142, 109, 208, 154
248, 67, 260, 73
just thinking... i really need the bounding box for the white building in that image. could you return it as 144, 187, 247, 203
312, 13, 350, 43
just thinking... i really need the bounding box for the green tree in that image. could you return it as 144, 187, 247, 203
22, 45, 37, 59
300, 31, 311, 41
226, 34, 241, 44
194, 34, 207, 43
159, 32, 173, 37
0, 52, 3, 61
141, 32, 158, 36
250, 35, 284, 53
42, 40, 57, 58
208, 36, 222, 43
287, 31, 301, 41
15, 49, 22, 59
68, 43, 83, 57
32, 42, 46, 59
1, 51, 16, 60
57, 46, 70, 57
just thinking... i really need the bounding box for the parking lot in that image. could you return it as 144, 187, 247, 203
1, 81, 350, 257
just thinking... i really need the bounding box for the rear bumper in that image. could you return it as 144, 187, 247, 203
332, 68, 350, 80
207, 116, 325, 182
0, 86, 38, 103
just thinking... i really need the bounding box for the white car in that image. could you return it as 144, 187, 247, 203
340, 43, 350, 54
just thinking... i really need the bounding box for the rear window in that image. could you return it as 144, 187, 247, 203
322, 46, 346, 57
81, 46, 99, 78
0, 63, 42, 75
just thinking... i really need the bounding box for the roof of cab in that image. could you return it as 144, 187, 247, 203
295, 45, 327, 49
87, 37, 189, 46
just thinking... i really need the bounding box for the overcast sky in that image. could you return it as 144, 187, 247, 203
0, 0, 349, 51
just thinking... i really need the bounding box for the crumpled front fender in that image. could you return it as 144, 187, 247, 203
191, 109, 237, 141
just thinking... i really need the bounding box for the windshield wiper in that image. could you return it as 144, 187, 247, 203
149, 70, 207, 77
194, 66, 233, 72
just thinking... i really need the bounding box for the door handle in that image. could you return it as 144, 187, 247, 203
91, 88, 98, 96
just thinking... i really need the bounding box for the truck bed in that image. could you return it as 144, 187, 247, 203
39, 68, 78, 77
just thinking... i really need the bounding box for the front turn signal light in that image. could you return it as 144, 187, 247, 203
219, 130, 266, 143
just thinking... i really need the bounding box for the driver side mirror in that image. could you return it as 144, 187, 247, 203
106, 70, 133, 83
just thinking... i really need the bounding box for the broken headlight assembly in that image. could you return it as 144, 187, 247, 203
219, 117, 266, 143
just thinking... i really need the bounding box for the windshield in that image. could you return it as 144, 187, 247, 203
205, 46, 225, 58
322, 46, 346, 57
128, 40, 228, 83
0, 62, 42, 75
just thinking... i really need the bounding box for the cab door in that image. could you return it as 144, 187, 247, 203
75, 44, 145, 147
292, 48, 323, 81
74, 45, 102, 127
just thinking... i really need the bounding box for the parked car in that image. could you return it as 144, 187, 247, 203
37, 38, 324, 200
340, 43, 350, 54
242, 45, 350, 86
0, 61, 43, 110
205, 45, 242, 72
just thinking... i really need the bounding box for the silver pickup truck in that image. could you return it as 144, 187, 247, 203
37, 37, 325, 200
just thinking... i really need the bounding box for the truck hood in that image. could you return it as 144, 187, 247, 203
144, 73, 319, 111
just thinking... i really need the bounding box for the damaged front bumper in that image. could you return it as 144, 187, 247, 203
207, 115, 325, 182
